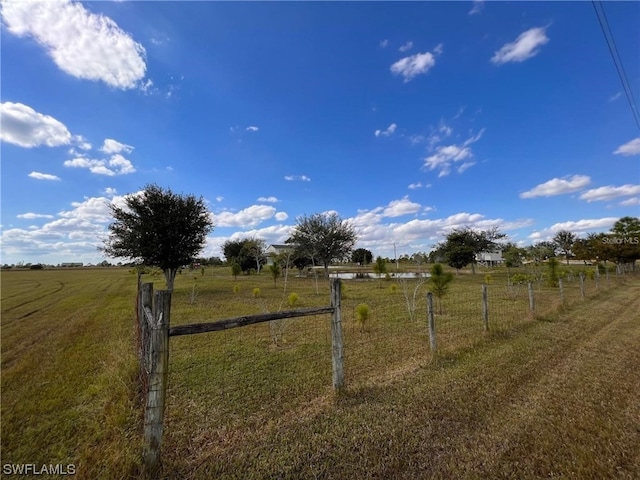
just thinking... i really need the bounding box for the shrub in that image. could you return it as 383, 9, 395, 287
390, 284, 398, 293
355, 303, 370, 332
233, 284, 241, 294
484, 274, 492, 284
511, 273, 531, 284
253, 287, 261, 298
287, 292, 299, 307
547, 258, 560, 287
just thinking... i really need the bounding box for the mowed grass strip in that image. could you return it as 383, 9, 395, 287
1, 266, 637, 479
1, 268, 142, 479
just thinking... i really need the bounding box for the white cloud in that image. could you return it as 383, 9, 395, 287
211, 205, 277, 228
491, 27, 549, 65
215, 196, 224, 202
613, 137, 640, 156
284, 175, 311, 182
375, 123, 397, 137
620, 197, 639, 206
407, 182, 432, 189
246, 126, 259, 132
390, 52, 436, 82
58, 196, 115, 222
17, 213, 54, 220
550, 218, 619, 232
579, 184, 640, 202
520, 175, 591, 198
0, 0, 147, 89
423, 127, 485, 177
469, 0, 484, 15
275, 212, 289, 222
64, 154, 135, 176
100, 138, 133, 154
379, 39, 389, 48
382, 196, 421, 217
457, 161, 476, 173
28, 171, 60, 181
258, 196, 279, 203
0, 102, 71, 148
399, 41, 413, 52
103, 187, 117, 197
73, 135, 92, 150
609, 91, 622, 102
433, 43, 444, 56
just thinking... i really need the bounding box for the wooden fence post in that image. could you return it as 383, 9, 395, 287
579, 273, 585, 300
330, 279, 344, 391
139, 283, 154, 377
528, 282, 535, 314
558, 278, 564, 304
481, 284, 489, 332
426, 292, 436, 352
143, 290, 171, 475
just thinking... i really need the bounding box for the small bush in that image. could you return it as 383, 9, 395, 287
511, 273, 531, 284
390, 284, 398, 293
484, 274, 492, 284
355, 303, 370, 332
253, 287, 261, 298
233, 284, 241, 294
287, 292, 299, 307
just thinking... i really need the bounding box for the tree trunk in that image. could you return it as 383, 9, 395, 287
164, 268, 177, 292
471, 261, 476, 275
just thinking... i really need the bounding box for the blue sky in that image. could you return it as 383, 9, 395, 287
1, 0, 639, 265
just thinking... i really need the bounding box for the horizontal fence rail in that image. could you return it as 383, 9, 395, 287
169, 306, 335, 337
136, 278, 343, 476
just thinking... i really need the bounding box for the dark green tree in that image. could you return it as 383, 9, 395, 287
352, 248, 373, 265
101, 184, 213, 291
526, 241, 556, 264
287, 212, 357, 277
222, 238, 266, 274
373, 256, 387, 282
438, 227, 506, 274
607, 216, 640, 265
553, 230, 577, 265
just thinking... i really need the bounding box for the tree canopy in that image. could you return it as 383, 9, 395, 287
352, 248, 373, 265
222, 237, 266, 274
438, 227, 506, 273
101, 184, 213, 290
287, 212, 357, 277
553, 230, 577, 264
571, 217, 640, 265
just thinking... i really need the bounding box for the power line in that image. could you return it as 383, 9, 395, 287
592, 0, 640, 132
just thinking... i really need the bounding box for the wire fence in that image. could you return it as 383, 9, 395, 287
159, 267, 636, 465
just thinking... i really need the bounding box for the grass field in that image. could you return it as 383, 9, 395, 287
1, 265, 638, 479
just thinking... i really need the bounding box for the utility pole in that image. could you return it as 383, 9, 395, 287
394, 243, 399, 271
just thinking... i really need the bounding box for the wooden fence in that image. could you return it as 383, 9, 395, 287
136, 278, 344, 476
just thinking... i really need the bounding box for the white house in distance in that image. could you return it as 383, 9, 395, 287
475, 250, 504, 267
265, 244, 293, 265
